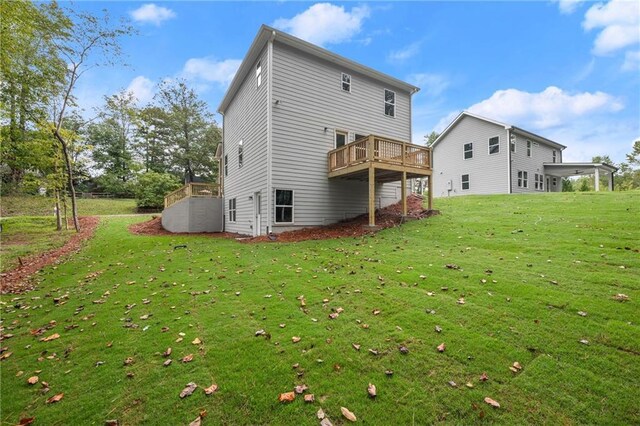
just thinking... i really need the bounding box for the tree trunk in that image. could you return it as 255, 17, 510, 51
54, 190, 62, 231
63, 195, 69, 230
53, 130, 80, 232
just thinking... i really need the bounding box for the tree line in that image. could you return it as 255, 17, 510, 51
1, 1, 220, 231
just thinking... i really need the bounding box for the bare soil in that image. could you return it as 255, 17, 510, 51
0, 216, 100, 295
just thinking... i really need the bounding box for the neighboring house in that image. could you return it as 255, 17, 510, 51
431, 111, 617, 197
216, 25, 432, 236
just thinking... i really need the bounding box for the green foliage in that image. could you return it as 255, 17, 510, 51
133, 171, 181, 208
562, 177, 574, 192
424, 131, 439, 147
0, 192, 638, 424
578, 178, 591, 192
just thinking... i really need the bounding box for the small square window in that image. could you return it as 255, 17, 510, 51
384, 89, 395, 117
552, 177, 557, 186
228, 198, 237, 222
275, 189, 294, 223
335, 130, 347, 148
256, 61, 262, 88
464, 143, 473, 160
461, 174, 470, 190
489, 136, 499, 155
341, 73, 351, 92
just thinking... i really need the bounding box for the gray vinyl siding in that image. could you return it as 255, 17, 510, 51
269, 41, 409, 230
223, 46, 269, 235
432, 115, 509, 197
511, 134, 561, 193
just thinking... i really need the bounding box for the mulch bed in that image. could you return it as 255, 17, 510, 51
130, 194, 438, 243
0, 216, 100, 295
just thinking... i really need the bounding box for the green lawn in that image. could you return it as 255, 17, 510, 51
1, 192, 638, 425
1, 195, 137, 217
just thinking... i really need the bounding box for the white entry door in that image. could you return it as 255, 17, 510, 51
253, 192, 262, 237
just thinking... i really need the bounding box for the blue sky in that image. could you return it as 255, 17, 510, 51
71, 1, 639, 163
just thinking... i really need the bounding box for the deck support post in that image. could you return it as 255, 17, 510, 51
428, 174, 433, 210
368, 164, 375, 227
609, 172, 614, 191
594, 168, 600, 192
401, 171, 407, 216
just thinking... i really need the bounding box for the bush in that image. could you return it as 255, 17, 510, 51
133, 172, 181, 209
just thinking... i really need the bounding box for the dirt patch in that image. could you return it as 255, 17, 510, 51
0, 216, 100, 295
129, 194, 438, 243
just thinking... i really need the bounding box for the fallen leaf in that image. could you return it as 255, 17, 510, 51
484, 397, 500, 408
163, 359, 172, 367
123, 357, 134, 366
437, 343, 446, 352
292, 336, 301, 343
457, 298, 465, 305
0, 352, 12, 361
352, 343, 361, 351
46, 393, 64, 404
372, 309, 381, 315
304, 393, 315, 403
513, 362, 522, 370
278, 391, 295, 402
255, 329, 266, 336
385, 370, 394, 376
294, 384, 308, 394
579, 339, 589, 345
369, 348, 378, 356
189, 416, 202, 426
435, 325, 442, 333
320, 419, 334, 426
509, 366, 519, 373
335, 307, 344, 314
163, 348, 172, 357
317, 408, 326, 419
180, 382, 197, 398
341, 407, 357, 422
613, 293, 629, 302
40, 333, 60, 342
466, 382, 474, 388
480, 372, 488, 382
192, 338, 202, 345
204, 384, 218, 395
279, 324, 286, 328
18, 418, 35, 425
399, 345, 409, 354
182, 354, 194, 363
27, 376, 39, 385
368, 383, 377, 398
577, 311, 587, 317
448, 381, 457, 387
361, 324, 369, 329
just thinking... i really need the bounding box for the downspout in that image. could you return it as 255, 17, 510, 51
266, 30, 276, 234
506, 127, 512, 193
220, 112, 225, 231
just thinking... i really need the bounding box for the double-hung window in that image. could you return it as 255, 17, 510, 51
464, 143, 473, 160
341, 73, 351, 92
384, 89, 395, 117
489, 136, 499, 155
335, 130, 347, 148
275, 189, 294, 223
228, 198, 237, 222
518, 171, 528, 188
526, 140, 532, 157
552, 150, 557, 163
510, 135, 516, 153
461, 174, 470, 190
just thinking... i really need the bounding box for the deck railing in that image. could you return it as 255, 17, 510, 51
328, 135, 432, 173
164, 183, 220, 208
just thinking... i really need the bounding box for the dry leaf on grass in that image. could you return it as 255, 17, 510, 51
278, 391, 295, 402
372, 309, 381, 315
341, 407, 357, 422
294, 384, 308, 394
484, 397, 500, 408
182, 354, 194, 363
437, 343, 446, 352
368, 383, 377, 398
180, 382, 197, 398
27, 376, 39, 385
192, 338, 202, 345
189, 416, 202, 426
163, 348, 172, 357
46, 393, 64, 404
480, 372, 488, 382
317, 408, 326, 419
320, 419, 334, 426
0, 352, 12, 360
163, 359, 172, 367
292, 336, 301, 343
40, 333, 60, 342
352, 343, 361, 351
304, 393, 315, 403
123, 357, 134, 366
204, 384, 218, 395
18, 418, 35, 425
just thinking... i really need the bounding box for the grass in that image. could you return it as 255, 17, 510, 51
1, 191, 638, 425
0, 195, 137, 217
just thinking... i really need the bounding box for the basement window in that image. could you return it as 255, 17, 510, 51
489, 136, 499, 155
461, 174, 470, 190
228, 198, 236, 222
341, 73, 351, 92
464, 143, 473, 160
275, 189, 294, 223
384, 89, 395, 117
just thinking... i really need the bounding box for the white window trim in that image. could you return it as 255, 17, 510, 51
510, 137, 516, 153
228, 198, 237, 223
335, 130, 348, 149
341, 72, 351, 93
488, 136, 500, 155
463, 142, 473, 160
461, 174, 470, 190
384, 89, 396, 118
274, 189, 294, 224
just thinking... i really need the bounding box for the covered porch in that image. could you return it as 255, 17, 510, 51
328, 135, 433, 227
543, 162, 618, 191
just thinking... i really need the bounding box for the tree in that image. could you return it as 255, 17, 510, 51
562, 178, 574, 192
154, 80, 221, 183
424, 131, 439, 147
626, 140, 640, 167
133, 172, 181, 209
136, 106, 172, 174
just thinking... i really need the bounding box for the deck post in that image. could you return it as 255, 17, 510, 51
428, 174, 433, 210
368, 164, 375, 227
401, 171, 407, 216
608, 172, 614, 191
594, 168, 600, 192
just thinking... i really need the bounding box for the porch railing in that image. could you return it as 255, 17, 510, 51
164, 183, 220, 208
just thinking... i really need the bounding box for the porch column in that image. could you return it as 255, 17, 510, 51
594, 168, 600, 192
401, 171, 407, 216
368, 164, 375, 226
427, 174, 433, 210
608, 172, 614, 191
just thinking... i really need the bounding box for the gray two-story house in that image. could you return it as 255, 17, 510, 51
216, 25, 433, 236
431, 111, 616, 197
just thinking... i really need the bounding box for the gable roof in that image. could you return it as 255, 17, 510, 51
431, 111, 566, 151
217, 25, 420, 114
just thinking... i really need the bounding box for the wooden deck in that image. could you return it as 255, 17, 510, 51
164, 183, 221, 208
327, 135, 433, 226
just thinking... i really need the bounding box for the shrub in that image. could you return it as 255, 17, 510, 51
133, 172, 181, 209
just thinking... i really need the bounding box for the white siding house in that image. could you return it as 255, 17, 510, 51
431, 111, 616, 197
218, 25, 432, 236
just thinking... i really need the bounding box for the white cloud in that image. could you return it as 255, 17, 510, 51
130, 4, 176, 26
622, 50, 640, 71
407, 73, 450, 97
272, 3, 371, 46
126, 76, 155, 104
583, 0, 640, 55
388, 41, 421, 62
467, 86, 623, 129
181, 58, 241, 87
557, 0, 586, 14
